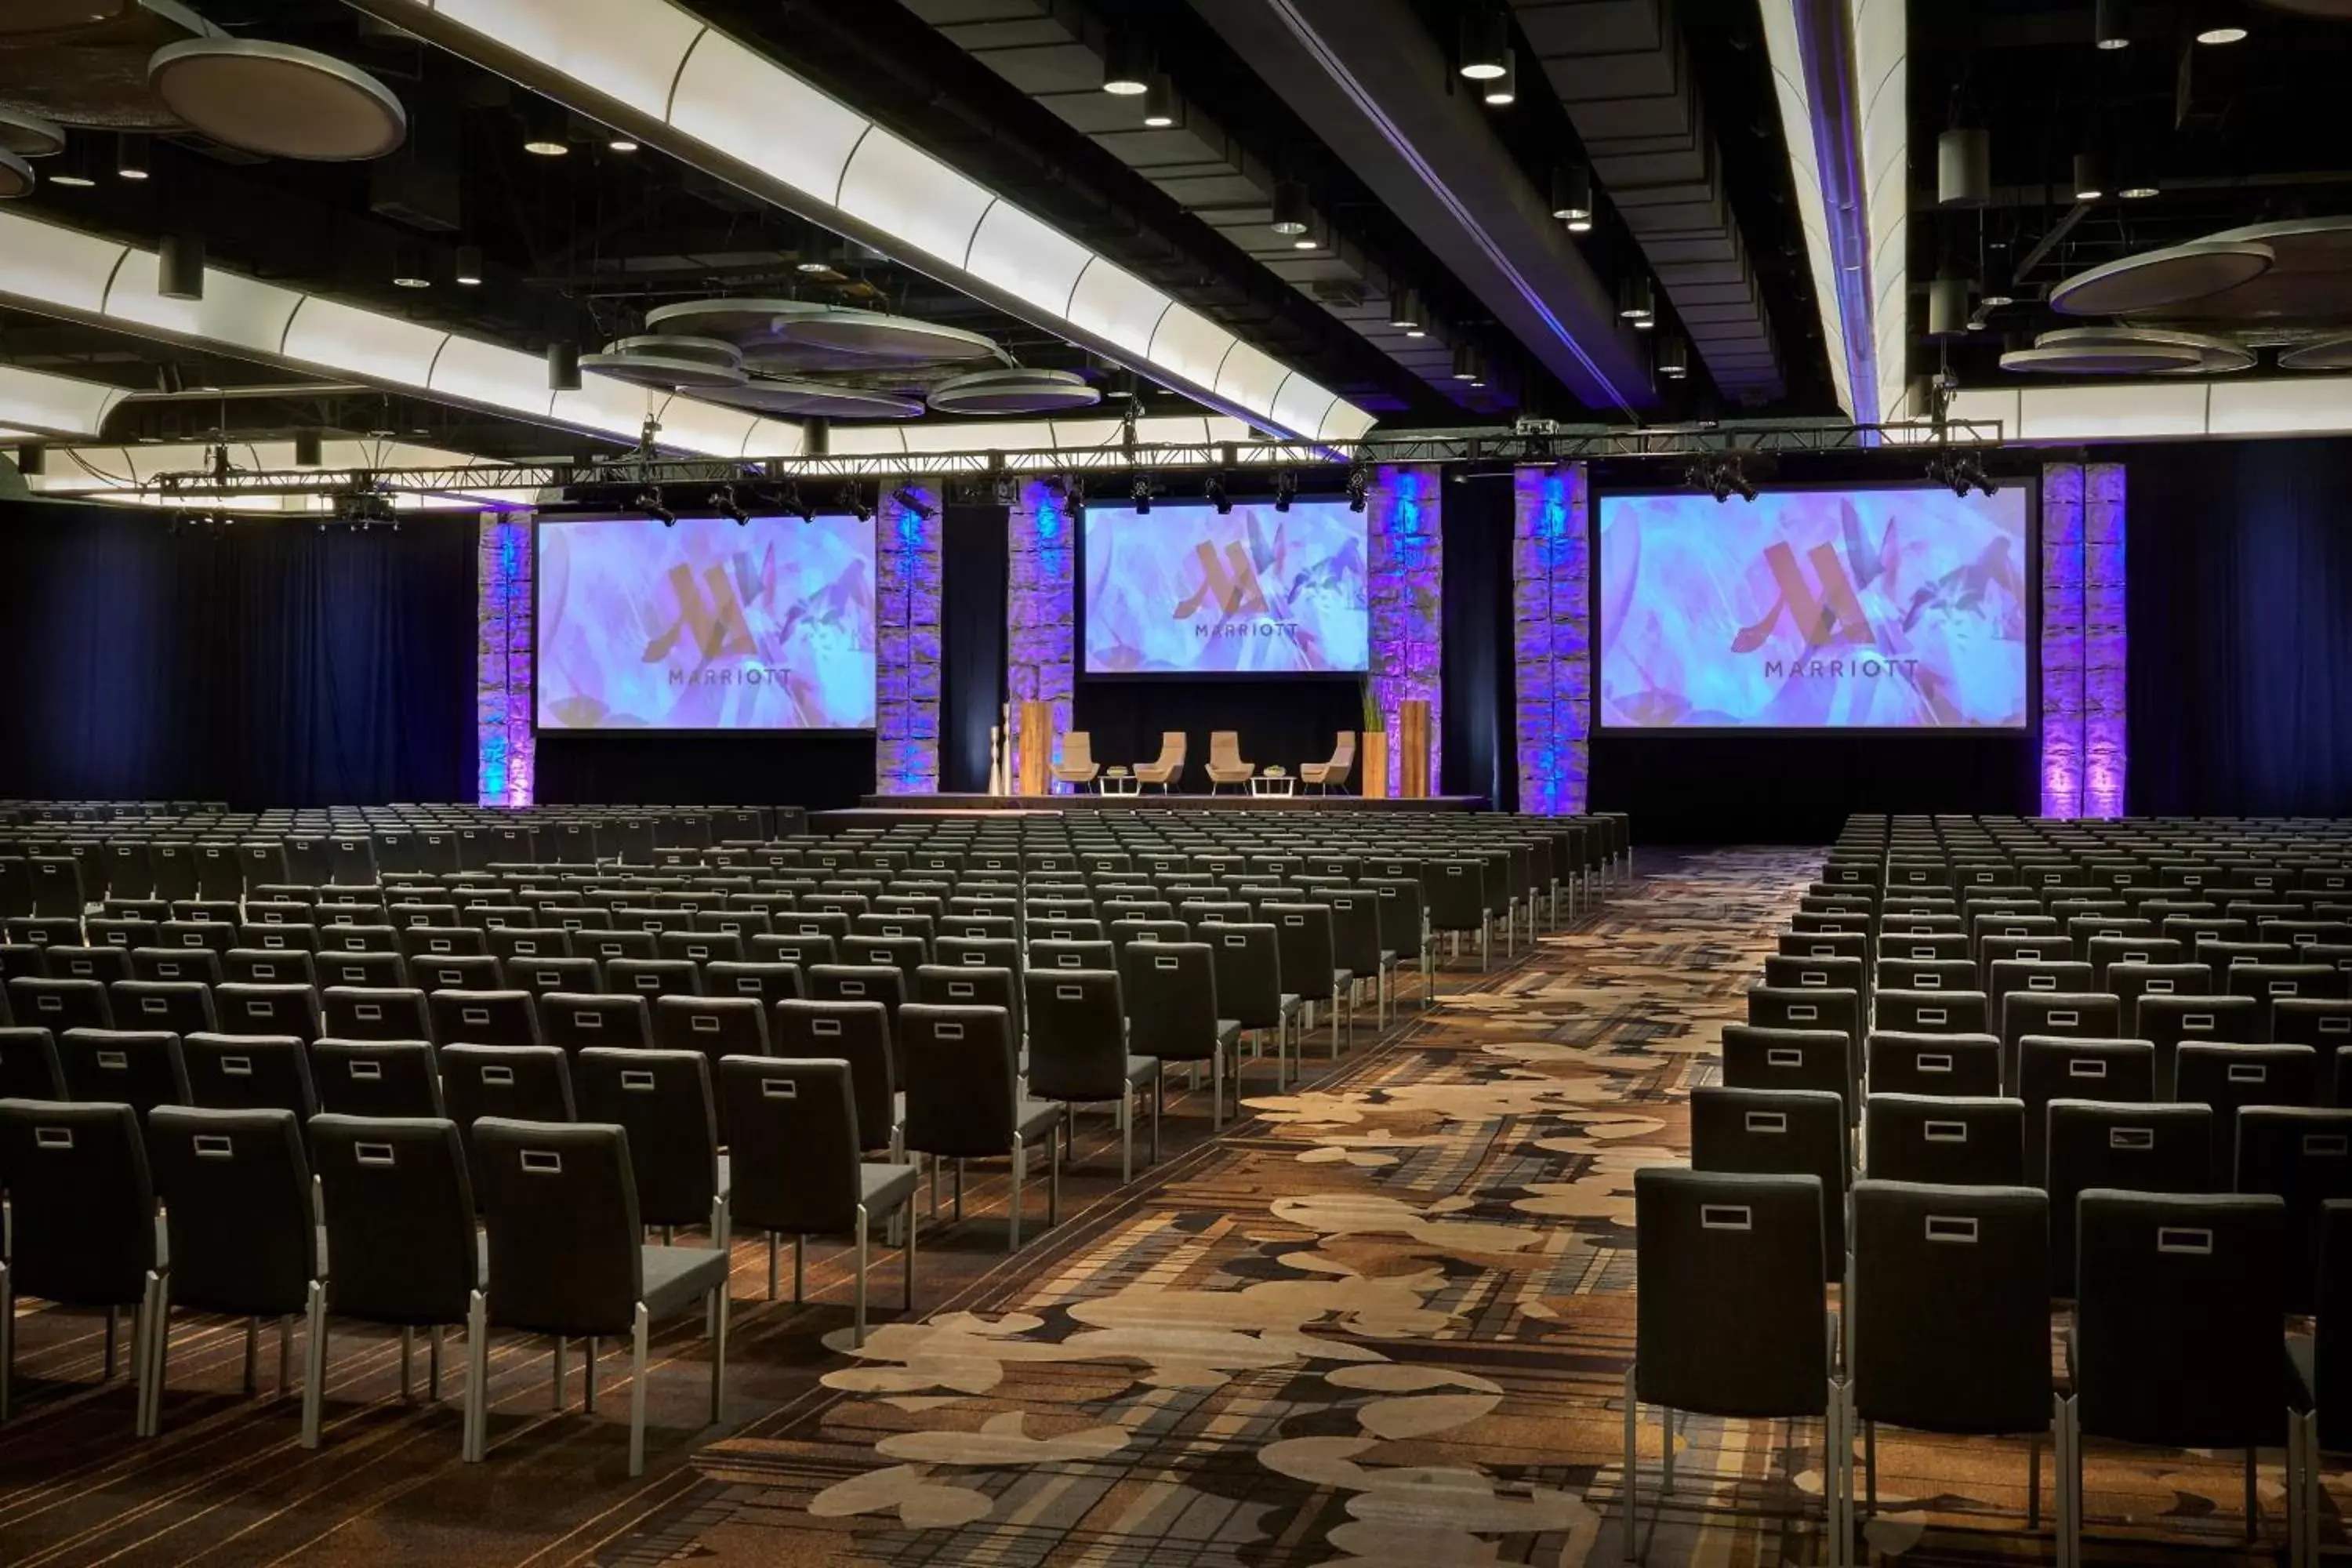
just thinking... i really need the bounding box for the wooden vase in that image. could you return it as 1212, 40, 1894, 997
1360, 729, 1389, 799
1398, 699, 1432, 798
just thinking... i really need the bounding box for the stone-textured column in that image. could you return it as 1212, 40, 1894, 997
1367, 465, 1441, 796
873, 485, 943, 794
1512, 464, 1590, 815
2038, 463, 2085, 818
2082, 463, 2128, 818
476, 512, 534, 807
1007, 478, 1076, 793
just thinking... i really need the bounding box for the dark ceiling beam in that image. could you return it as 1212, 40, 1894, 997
1191, 0, 1657, 416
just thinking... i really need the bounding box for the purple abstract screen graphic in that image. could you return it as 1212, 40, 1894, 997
1083, 501, 1369, 674
535, 514, 877, 731
1597, 485, 2031, 730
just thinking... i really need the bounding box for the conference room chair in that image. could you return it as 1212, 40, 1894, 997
9, 976, 112, 1036
431, 988, 545, 1049
1783, 930, 1869, 973
320, 985, 431, 1042
655, 929, 742, 968
1986, 958, 2096, 1030
601, 957, 702, 1004
1312, 889, 1392, 1025
310, 1038, 442, 1120
2235, 1108, 2352, 1316
1050, 731, 1102, 792
485, 926, 572, 962
207, 982, 320, 1045
223, 948, 318, 989
2135, 993, 2260, 1098
1849, 1181, 2054, 1533
85, 917, 161, 954
1300, 731, 1355, 794
314, 949, 402, 990
713, 1056, 914, 1346
1746, 985, 1860, 1069
0, 1027, 64, 1100
2044, 1100, 2211, 1298
2062, 1192, 2301, 1567
1861, 1094, 2024, 1186
912, 963, 1018, 1055
1998, 993, 2123, 1094
180, 1033, 318, 1131
464, 1118, 728, 1475
1198, 921, 1297, 1090
499, 954, 602, 1001
1120, 942, 1240, 1127
1204, 731, 1254, 793
1865, 1031, 2003, 1099
1721, 1025, 1854, 1125
145, 1105, 324, 1437
395, 924, 488, 963
1875, 987, 1990, 1037
1023, 968, 1159, 1182
2016, 1036, 2154, 1185
1132, 732, 1185, 792
804, 964, 906, 1042
575, 1047, 727, 1250
579, 929, 659, 965
1107, 917, 1190, 958
1764, 953, 1866, 996
1265, 903, 1352, 1052
1690, 1087, 1849, 1273
42, 945, 132, 986
304, 1113, 476, 1443
56, 1027, 188, 1127
651, 994, 768, 1066
440, 1044, 575, 1174
769, 999, 900, 1159
897, 1003, 1062, 1250
699, 960, 800, 1013
2085, 935, 2185, 989
407, 954, 503, 993
0, 1097, 169, 1433
1624, 1168, 1847, 1566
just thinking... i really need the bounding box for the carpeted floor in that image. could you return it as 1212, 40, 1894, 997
0, 848, 2321, 1564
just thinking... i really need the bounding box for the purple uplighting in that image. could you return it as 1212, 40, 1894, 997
1512, 463, 1589, 814
1368, 465, 1442, 792
1009, 478, 1076, 792
873, 485, 943, 795
475, 513, 534, 807
2040, 462, 2127, 818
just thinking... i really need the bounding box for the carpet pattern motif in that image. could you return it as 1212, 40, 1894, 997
0, 849, 2324, 1564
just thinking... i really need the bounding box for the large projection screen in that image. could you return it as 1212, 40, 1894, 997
1083, 499, 1369, 675
1597, 485, 2031, 731
535, 514, 877, 731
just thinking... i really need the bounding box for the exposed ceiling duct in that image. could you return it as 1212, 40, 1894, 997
1192, 0, 1657, 417
897, 0, 1480, 409
1506, 0, 1786, 405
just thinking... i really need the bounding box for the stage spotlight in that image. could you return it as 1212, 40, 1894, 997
992, 472, 1018, 506
711, 485, 750, 525
633, 487, 675, 528
1130, 474, 1152, 515
1345, 463, 1370, 513
848, 484, 874, 522
891, 485, 936, 521
1205, 474, 1232, 515
1272, 469, 1297, 514
780, 481, 815, 523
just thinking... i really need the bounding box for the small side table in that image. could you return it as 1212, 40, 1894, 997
1250, 772, 1297, 798
1099, 771, 1141, 796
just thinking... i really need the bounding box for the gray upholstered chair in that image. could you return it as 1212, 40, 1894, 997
1024, 971, 1160, 1181
1300, 731, 1356, 793
1132, 731, 1185, 792
1051, 731, 1102, 791
1204, 731, 1253, 793
898, 1002, 1063, 1250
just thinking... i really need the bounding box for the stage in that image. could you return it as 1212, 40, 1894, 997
821, 791, 1486, 827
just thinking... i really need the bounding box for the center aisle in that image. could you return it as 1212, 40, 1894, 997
609, 847, 1820, 1566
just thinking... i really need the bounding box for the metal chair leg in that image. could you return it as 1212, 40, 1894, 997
709, 1279, 727, 1425
1621, 1365, 1639, 1562
299, 1280, 325, 1450
853, 1204, 869, 1348
462, 1289, 488, 1463
104, 1305, 118, 1381
626, 1303, 649, 1478
551, 1335, 565, 1408
583, 1338, 597, 1415
1008, 1134, 1025, 1252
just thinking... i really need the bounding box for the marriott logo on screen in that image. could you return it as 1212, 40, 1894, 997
1733, 542, 1897, 677
670, 666, 785, 686
644, 563, 755, 662
1174, 540, 1301, 640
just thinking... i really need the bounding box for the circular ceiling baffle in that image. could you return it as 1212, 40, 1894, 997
0, 0, 132, 32
578, 349, 749, 392
1998, 326, 2256, 376
0, 145, 34, 198
2049, 239, 2276, 317
927, 367, 1105, 416
604, 334, 745, 372
644, 297, 830, 347
770, 308, 1003, 365
2278, 332, 2352, 371
147, 38, 407, 159
702, 378, 925, 419
0, 103, 65, 157
0, 0, 213, 130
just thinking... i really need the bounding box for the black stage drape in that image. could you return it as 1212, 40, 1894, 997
0, 499, 474, 808
1441, 477, 1514, 808
2128, 436, 2352, 816
1072, 675, 1363, 794
533, 731, 878, 809
940, 503, 1007, 793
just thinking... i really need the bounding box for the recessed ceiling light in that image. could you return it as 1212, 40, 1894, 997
49, 172, 94, 188
796, 259, 831, 274
1269, 179, 1311, 237
608, 135, 639, 153
1142, 74, 1177, 128
1481, 51, 1516, 106
523, 137, 567, 156
2195, 24, 2247, 44
454, 244, 484, 286
393, 274, 430, 289
116, 134, 148, 180
1291, 233, 1318, 250
1102, 29, 1151, 95
1981, 292, 2014, 307
1458, 9, 1508, 80
2119, 182, 2158, 199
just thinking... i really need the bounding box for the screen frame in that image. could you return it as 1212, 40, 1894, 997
1588, 476, 2042, 739
529, 510, 883, 738
1076, 495, 1373, 681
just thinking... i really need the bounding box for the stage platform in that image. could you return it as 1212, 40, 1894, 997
822, 791, 1485, 826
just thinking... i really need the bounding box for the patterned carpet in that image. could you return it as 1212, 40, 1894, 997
0, 848, 2318, 1564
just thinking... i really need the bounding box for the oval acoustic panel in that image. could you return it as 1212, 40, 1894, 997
773, 309, 1000, 365
604, 334, 742, 372
2279, 332, 2352, 371
2001, 326, 2253, 376
0, 145, 32, 198
927, 367, 1104, 416
2255, 0, 2352, 14
0, 0, 131, 32
703, 377, 923, 419
2050, 240, 2275, 317
2131, 215, 2352, 325
579, 351, 748, 392
147, 38, 407, 160
643, 296, 829, 348
0, 0, 212, 130
0, 103, 64, 158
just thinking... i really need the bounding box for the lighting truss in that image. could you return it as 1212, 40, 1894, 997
143, 419, 2006, 505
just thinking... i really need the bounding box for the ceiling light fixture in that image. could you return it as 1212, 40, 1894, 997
1345, 463, 1370, 512
848, 484, 873, 523
158, 234, 204, 302
1387, 287, 1427, 337
1290, 222, 1320, 252
2071, 151, 2107, 202
1129, 474, 1152, 515
1269, 179, 1311, 236
711, 484, 749, 525
2094, 0, 2130, 48
1481, 49, 1517, 106
521, 106, 568, 156
546, 339, 581, 393
49, 140, 95, 188
2119, 177, 2159, 199
633, 487, 675, 527
1550, 165, 1593, 226
1205, 474, 1232, 515
1458, 9, 1509, 80
1272, 469, 1297, 513
1102, 29, 1151, 95
1657, 336, 1690, 379
607, 133, 639, 153
1451, 342, 1484, 383
454, 244, 483, 286
1618, 276, 1655, 321
780, 481, 815, 522
1142, 74, 1178, 129
115, 133, 148, 180
391, 244, 430, 289
2194, 23, 2248, 44
1980, 291, 2015, 307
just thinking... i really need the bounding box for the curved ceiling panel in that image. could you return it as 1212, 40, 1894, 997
964, 201, 1091, 320
837, 132, 994, 272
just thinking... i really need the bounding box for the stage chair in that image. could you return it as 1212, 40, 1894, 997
1051, 732, 1102, 792
1300, 732, 1356, 794
1133, 733, 1185, 793
1205, 732, 1254, 793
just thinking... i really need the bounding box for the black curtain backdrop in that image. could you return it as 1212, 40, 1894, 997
940, 503, 1007, 793
2128, 437, 2352, 816
1440, 477, 1514, 808
0, 499, 474, 808
1072, 675, 1363, 793
533, 731, 877, 809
